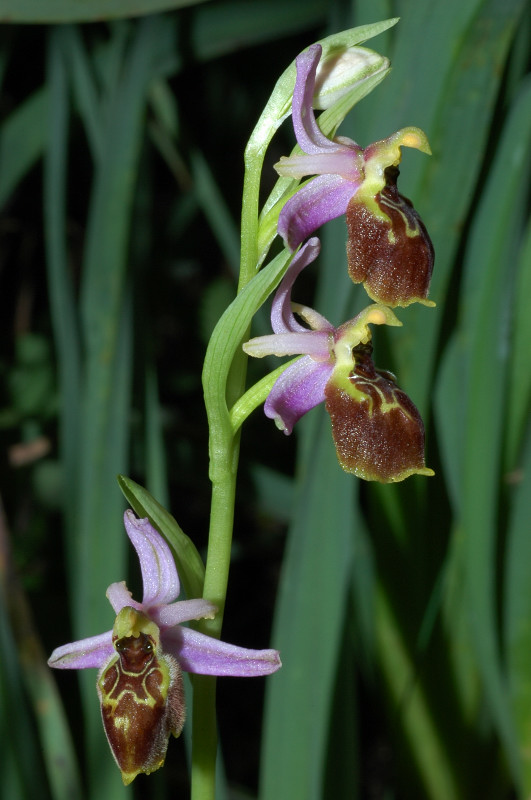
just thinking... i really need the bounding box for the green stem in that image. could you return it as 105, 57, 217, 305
190, 50, 302, 795
191, 148, 266, 800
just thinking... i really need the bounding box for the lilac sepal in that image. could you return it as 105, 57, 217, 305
244, 331, 331, 359
48, 630, 114, 670
243, 239, 336, 433
292, 44, 355, 154
272, 238, 322, 332
278, 174, 359, 251
124, 509, 179, 606
163, 626, 282, 677
264, 355, 333, 434
275, 42, 369, 250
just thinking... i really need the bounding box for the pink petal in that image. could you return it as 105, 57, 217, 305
243, 331, 332, 359
278, 174, 358, 251
162, 626, 281, 677
275, 149, 362, 180
106, 581, 143, 614
151, 598, 218, 629
291, 302, 333, 332
47, 630, 114, 670
123, 510, 180, 606
264, 356, 333, 434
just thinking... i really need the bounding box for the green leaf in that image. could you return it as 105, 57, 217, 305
505, 429, 531, 793
374, 580, 464, 800
250, 464, 294, 523
434, 333, 466, 514
0, 0, 209, 23
260, 410, 356, 800
505, 215, 531, 469
57, 26, 104, 161
117, 475, 205, 601
44, 26, 83, 580
0, 597, 48, 800
456, 72, 531, 787
202, 247, 291, 480
0, 88, 48, 209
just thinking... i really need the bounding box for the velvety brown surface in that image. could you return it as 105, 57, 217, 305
346, 166, 434, 307
98, 633, 185, 783
325, 343, 428, 482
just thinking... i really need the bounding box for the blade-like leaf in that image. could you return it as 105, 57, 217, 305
456, 73, 531, 785
0, 0, 209, 24
0, 88, 48, 209
505, 428, 531, 793
505, 216, 531, 469
260, 409, 355, 800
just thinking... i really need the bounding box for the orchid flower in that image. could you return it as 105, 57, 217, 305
275, 43, 434, 308
243, 239, 433, 483
48, 510, 281, 784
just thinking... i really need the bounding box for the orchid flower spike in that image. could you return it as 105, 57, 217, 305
243, 239, 433, 483
48, 510, 281, 784
276, 43, 434, 308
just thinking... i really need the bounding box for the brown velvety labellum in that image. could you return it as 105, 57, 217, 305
325, 343, 430, 482
98, 631, 185, 785
346, 166, 434, 307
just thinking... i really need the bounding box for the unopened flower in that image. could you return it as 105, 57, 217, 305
49, 510, 281, 784
276, 43, 434, 307
312, 45, 389, 110
243, 239, 433, 482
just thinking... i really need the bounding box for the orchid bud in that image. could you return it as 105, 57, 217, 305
346, 128, 435, 307
325, 340, 434, 482
313, 46, 389, 109
97, 606, 185, 785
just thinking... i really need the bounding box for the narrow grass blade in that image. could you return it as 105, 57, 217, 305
259, 410, 355, 800
0, 0, 209, 23
434, 334, 466, 514
505, 215, 531, 469
322, 608, 359, 800
147, 81, 241, 275
0, 87, 48, 209
505, 429, 531, 794
44, 28, 82, 574
0, 594, 47, 800
374, 582, 464, 800
456, 73, 531, 785
57, 25, 104, 161
0, 498, 82, 800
